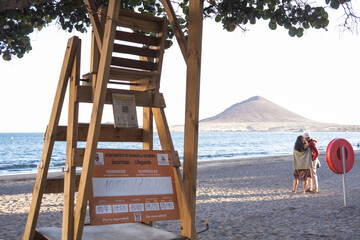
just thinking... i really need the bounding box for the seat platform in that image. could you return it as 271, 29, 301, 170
36, 223, 179, 240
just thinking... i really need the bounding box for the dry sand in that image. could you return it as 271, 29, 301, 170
1, 153, 359, 239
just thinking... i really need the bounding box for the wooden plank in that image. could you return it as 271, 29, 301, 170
55, 124, 144, 143
23, 37, 80, 240
182, 0, 204, 238
109, 67, 159, 83
152, 107, 190, 238
111, 56, 157, 71
115, 31, 161, 46
152, 108, 180, 167
37, 223, 178, 240
90, 6, 107, 92
73, 148, 85, 167
73, 1, 121, 239
110, 67, 159, 79
43, 175, 81, 194
118, 9, 165, 32
161, 0, 188, 60
84, 0, 103, 51
141, 106, 154, 227
76, 86, 166, 108
62, 38, 81, 240
113, 43, 159, 58
142, 107, 153, 150
152, 19, 167, 89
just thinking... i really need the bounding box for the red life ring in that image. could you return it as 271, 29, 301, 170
326, 138, 355, 174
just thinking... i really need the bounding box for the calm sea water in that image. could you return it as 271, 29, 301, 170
1, 131, 360, 175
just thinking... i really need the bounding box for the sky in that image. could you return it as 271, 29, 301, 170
1, 7, 360, 133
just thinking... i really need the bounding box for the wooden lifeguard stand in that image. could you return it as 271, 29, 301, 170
22, 0, 202, 239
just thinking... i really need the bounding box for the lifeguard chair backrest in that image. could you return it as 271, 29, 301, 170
109, 10, 168, 89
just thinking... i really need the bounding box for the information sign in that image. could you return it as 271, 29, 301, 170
89, 149, 180, 225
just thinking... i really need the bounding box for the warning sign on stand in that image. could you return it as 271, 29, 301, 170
89, 149, 180, 225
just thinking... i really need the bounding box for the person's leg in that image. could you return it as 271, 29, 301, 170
312, 167, 318, 192
293, 179, 298, 192
306, 175, 312, 192
302, 180, 307, 193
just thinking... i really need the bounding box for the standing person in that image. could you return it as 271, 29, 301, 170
303, 132, 320, 193
292, 135, 312, 193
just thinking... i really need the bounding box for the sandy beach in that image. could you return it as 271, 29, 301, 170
1, 153, 359, 239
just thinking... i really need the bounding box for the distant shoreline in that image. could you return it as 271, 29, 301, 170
170, 122, 360, 132
2, 128, 360, 134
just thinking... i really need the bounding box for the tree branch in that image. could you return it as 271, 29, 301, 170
0, 0, 53, 11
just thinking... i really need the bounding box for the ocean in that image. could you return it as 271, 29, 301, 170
1, 131, 360, 175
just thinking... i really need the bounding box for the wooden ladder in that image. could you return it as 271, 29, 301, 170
22, 2, 191, 240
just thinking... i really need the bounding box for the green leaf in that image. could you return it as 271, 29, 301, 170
250, 17, 256, 24
215, 15, 222, 22
289, 27, 296, 37
302, 22, 310, 29
269, 21, 277, 30
296, 28, 304, 37
330, 0, 340, 9
2, 54, 11, 61
284, 22, 291, 29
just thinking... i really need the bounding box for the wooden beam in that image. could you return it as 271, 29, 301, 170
62, 38, 81, 240
55, 124, 144, 142
152, 107, 190, 238
182, 0, 204, 238
76, 86, 166, 108
152, 108, 180, 167
118, 9, 165, 32
73, 0, 121, 239
43, 175, 81, 194
23, 37, 80, 240
85, 0, 104, 51
90, 5, 107, 93
161, 0, 187, 60
142, 107, 153, 150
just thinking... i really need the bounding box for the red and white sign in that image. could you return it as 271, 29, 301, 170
89, 149, 180, 225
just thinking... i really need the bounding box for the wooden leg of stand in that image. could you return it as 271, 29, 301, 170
62, 39, 81, 240
73, 1, 120, 239
23, 37, 79, 240
152, 107, 191, 238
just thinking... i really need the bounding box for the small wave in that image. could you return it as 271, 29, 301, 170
0, 163, 38, 170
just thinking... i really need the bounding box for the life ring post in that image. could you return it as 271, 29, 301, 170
341, 146, 347, 207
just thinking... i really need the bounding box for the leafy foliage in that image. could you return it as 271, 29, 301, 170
0, 0, 334, 60
205, 0, 329, 37
0, 0, 90, 60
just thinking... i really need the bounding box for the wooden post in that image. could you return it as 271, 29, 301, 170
62, 38, 81, 240
90, 5, 106, 93
182, 0, 204, 238
152, 107, 191, 237
85, 0, 104, 51
22, 37, 80, 240
73, 0, 121, 239
142, 107, 153, 150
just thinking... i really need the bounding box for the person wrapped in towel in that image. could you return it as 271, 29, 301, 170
292, 135, 312, 193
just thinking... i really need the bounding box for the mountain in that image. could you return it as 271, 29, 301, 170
170, 96, 360, 132
200, 96, 313, 123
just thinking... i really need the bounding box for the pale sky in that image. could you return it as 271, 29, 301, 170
1, 8, 360, 133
